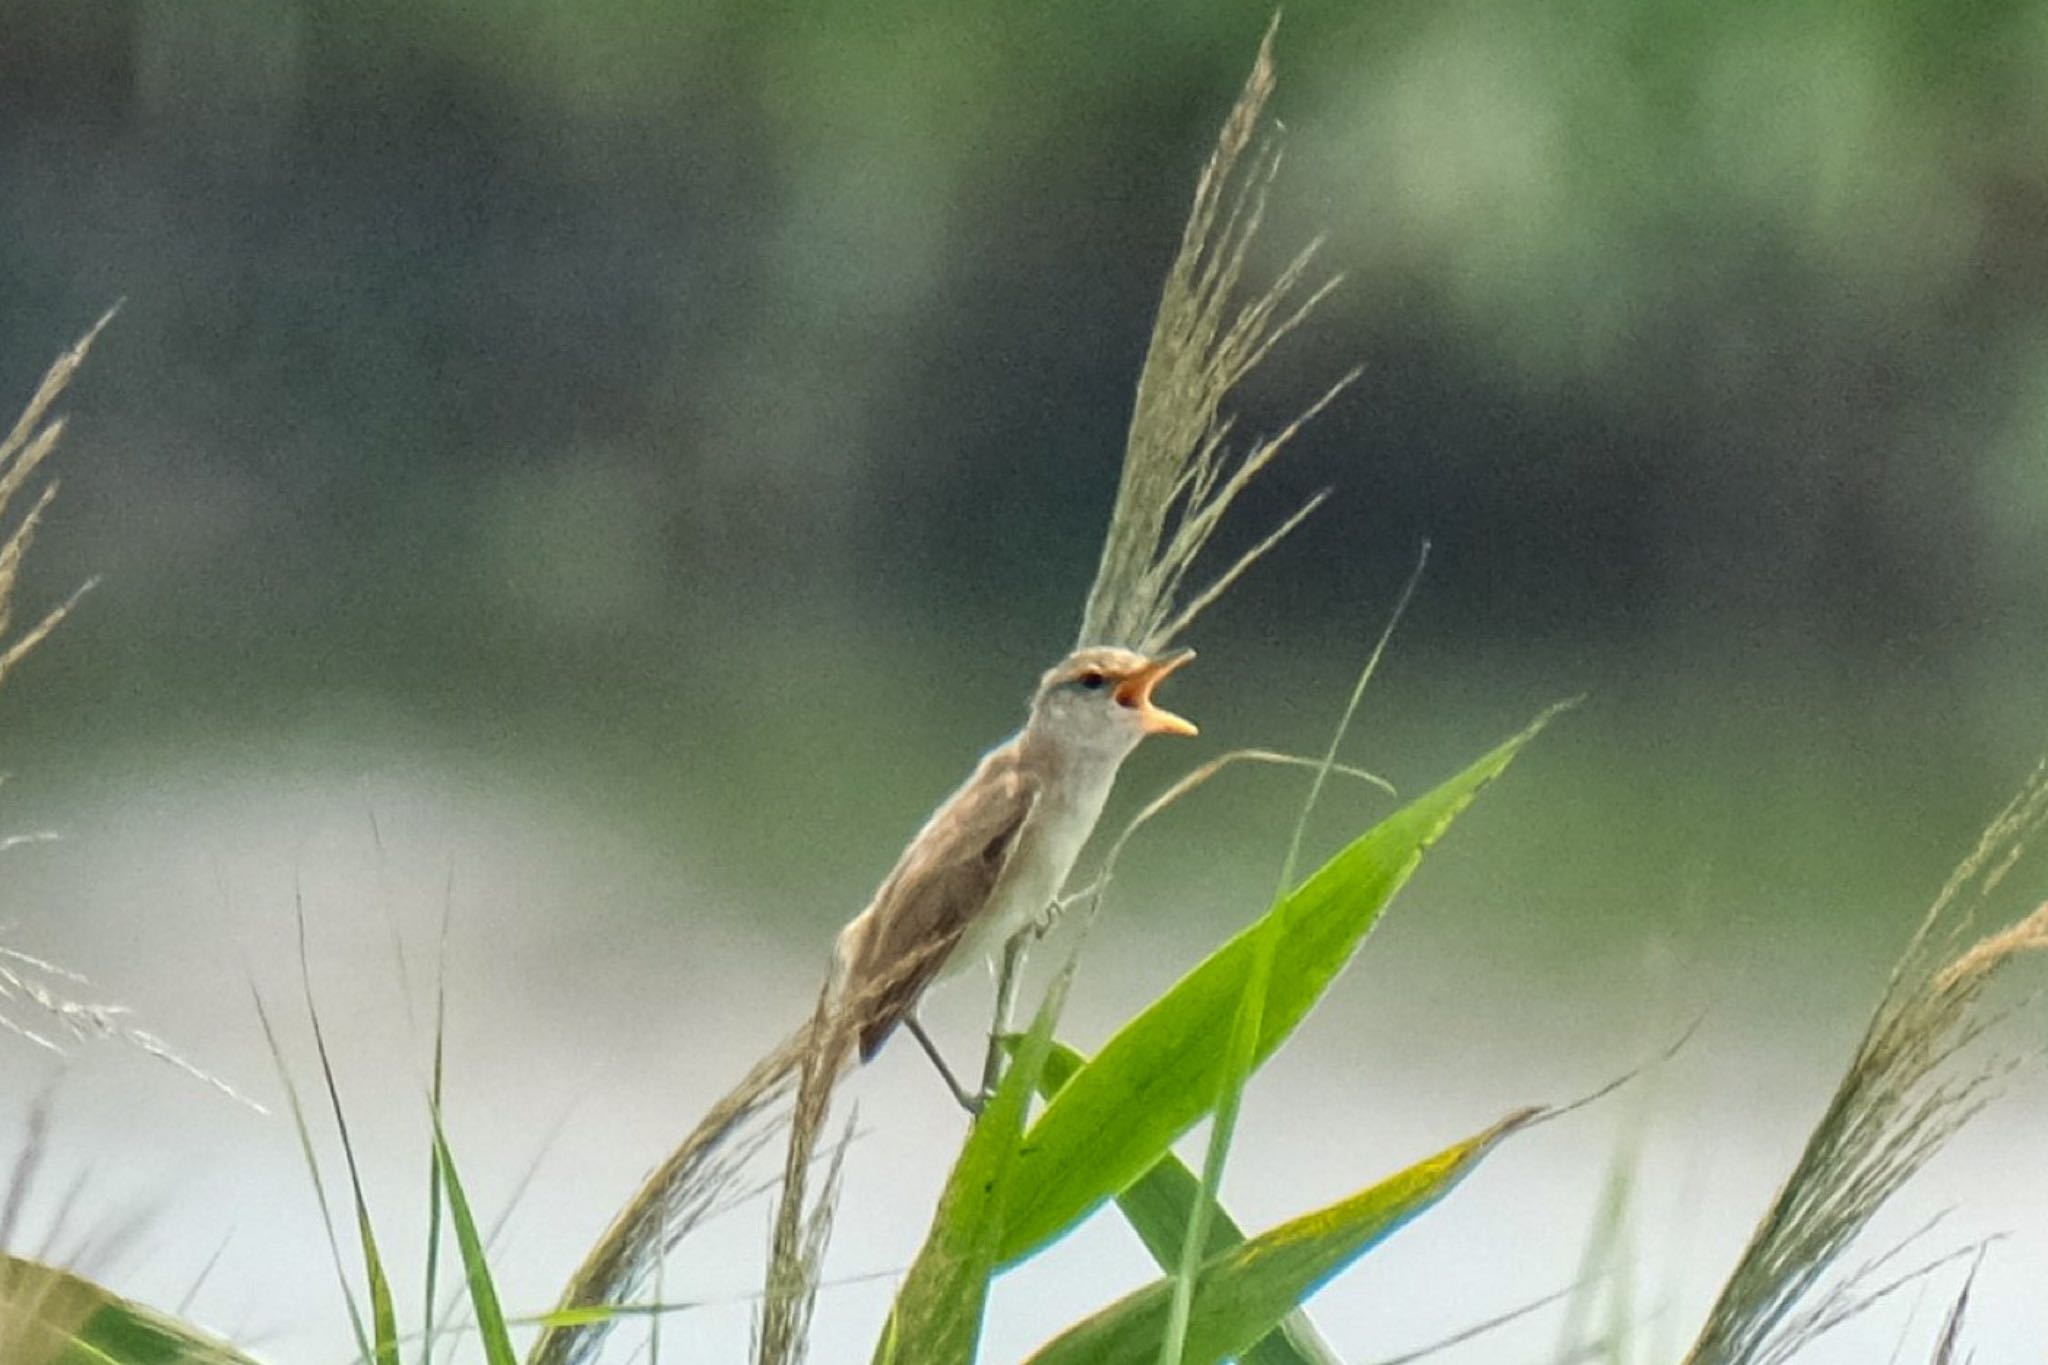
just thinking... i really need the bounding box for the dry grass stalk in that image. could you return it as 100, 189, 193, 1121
754, 982, 857, 1365
0, 942, 258, 1110
1683, 765, 2048, 1365
0, 309, 113, 694
1076, 15, 1354, 654
526, 1018, 814, 1365
0, 314, 256, 1111
1925, 1254, 1978, 1365
529, 945, 933, 1365
754, 1113, 854, 1365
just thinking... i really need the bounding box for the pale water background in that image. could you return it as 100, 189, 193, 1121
2, 632, 2045, 1363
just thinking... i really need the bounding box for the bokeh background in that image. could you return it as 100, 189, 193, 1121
2, 2, 2046, 1360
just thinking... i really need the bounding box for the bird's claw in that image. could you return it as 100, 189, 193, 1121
1034, 878, 1101, 940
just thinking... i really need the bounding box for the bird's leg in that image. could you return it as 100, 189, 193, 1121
905, 1012, 984, 1116
978, 875, 1106, 1101
981, 879, 1099, 1096
978, 930, 1031, 1101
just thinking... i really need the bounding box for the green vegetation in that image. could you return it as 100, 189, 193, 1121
0, 1257, 262, 1365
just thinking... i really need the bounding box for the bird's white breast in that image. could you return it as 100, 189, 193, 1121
947, 751, 1121, 974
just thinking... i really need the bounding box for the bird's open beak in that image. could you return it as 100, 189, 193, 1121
1115, 648, 1198, 737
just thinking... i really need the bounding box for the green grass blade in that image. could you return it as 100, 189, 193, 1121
999, 705, 1566, 1265
428, 1111, 519, 1365
873, 954, 1080, 1365
421, 1082, 445, 1365
249, 987, 376, 1365
1, 1254, 267, 1364
1021, 1109, 1543, 1365
1159, 541, 1428, 1365
296, 904, 401, 1365
1161, 836, 1278, 1365
1035, 1044, 1340, 1365
421, 878, 452, 1365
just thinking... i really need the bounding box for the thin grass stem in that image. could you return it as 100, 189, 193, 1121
1158, 542, 1428, 1363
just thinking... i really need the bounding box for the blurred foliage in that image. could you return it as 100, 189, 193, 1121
0, 1254, 264, 1365
0, 4, 2044, 967
2, 0, 2045, 676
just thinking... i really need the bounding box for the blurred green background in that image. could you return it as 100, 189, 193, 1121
2, 1, 2046, 1361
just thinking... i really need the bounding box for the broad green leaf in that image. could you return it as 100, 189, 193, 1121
0, 1255, 265, 1364
1000, 706, 1563, 1264
430, 1112, 518, 1365
873, 956, 1078, 1365
1036, 1043, 1342, 1365
1022, 1109, 1543, 1365
1157, 542, 1431, 1365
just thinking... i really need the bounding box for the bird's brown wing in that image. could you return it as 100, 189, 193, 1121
838, 744, 1039, 1063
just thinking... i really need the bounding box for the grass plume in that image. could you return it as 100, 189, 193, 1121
0, 941, 260, 1111
0, 312, 257, 1111
1076, 15, 1353, 655
1684, 764, 2048, 1365
527, 1022, 811, 1365
0, 307, 112, 694
530, 953, 923, 1365
754, 983, 857, 1365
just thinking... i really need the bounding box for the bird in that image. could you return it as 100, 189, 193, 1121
532, 647, 1199, 1354
830, 644, 1197, 1109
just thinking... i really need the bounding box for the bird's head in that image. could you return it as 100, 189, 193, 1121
1027, 645, 1198, 760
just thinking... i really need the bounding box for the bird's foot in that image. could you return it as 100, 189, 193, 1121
1035, 878, 1102, 939
946, 1079, 989, 1117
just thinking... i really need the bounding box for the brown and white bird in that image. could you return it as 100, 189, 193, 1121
831, 645, 1197, 1106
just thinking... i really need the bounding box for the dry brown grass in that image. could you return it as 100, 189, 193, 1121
1684, 765, 2048, 1364
0, 311, 109, 1061
0, 309, 109, 701
1076, 16, 1353, 656
527, 947, 928, 1365
0, 311, 254, 1110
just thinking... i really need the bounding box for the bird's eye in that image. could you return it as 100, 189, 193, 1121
1078, 671, 1108, 691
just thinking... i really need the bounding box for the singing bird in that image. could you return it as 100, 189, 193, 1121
831, 646, 1197, 1107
